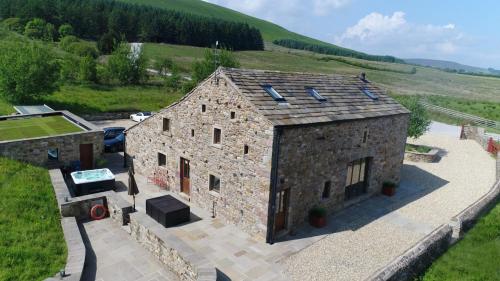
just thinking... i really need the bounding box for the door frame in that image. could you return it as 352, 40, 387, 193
79, 143, 94, 170
179, 157, 190, 195
274, 188, 290, 234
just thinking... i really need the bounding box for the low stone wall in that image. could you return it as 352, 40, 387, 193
367, 178, 500, 281
366, 225, 452, 281
450, 179, 500, 238
462, 125, 488, 149
404, 148, 440, 163
129, 212, 216, 281
81, 111, 135, 121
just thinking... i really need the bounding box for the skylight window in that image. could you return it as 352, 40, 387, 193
306, 87, 327, 102
263, 85, 286, 102
362, 88, 379, 100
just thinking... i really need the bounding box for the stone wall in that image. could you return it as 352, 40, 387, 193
404, 148, 440, 163
126, 76, 275, 241
462, 125, 488, 149
276, 114, 409, 233
366, 225, 453, 281
0, 112, 103, 168
81, 111, 136, 121
129, 212, 216, 281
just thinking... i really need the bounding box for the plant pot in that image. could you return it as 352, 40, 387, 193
382, 186, 396, 196
310, 215, 327, 228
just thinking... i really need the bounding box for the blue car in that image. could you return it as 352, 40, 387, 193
104, 127, 125, 152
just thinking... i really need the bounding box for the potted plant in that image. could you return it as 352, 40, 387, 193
309, 206, 327, 228
382, 181, 397, 196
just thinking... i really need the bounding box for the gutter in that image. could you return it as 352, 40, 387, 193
266, 126, 283, 244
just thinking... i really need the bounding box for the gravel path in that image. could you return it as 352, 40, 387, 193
283, 133, 497, 281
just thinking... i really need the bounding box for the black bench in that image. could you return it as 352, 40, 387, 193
146, 195, 190, 227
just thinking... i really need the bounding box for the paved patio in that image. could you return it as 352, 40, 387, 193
102, 130, 496, 281
80, 219, 179, 281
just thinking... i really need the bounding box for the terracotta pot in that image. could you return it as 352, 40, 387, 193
382, 186, 396, 196
310, 215, 327, 228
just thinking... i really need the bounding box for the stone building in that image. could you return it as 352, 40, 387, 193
125, 68, 409, 243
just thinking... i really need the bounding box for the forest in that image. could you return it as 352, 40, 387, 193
273, 39, 403, 63
0, 0, 264, 51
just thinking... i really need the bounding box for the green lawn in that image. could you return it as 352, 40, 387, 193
0, 157, 66, 281
0, 116, 82, 141
421, 203, 500, 281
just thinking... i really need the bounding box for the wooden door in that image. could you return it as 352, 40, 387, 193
275, 188, 289, 233
79, 144, 93, 170
180, 158, 190, 195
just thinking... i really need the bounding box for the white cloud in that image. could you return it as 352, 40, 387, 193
335, 11, 463, 58
313, 0, 351, 15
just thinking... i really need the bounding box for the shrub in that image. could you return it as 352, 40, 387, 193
309, 206, 327, 218
192, 48, 240, 82
66, 42, 99, 58
399, 96, 431, 139
106, 43, 147, 85
0, 42, 59, 102
97, 32, 118, 54
59, 55, 80, 82
59, 35, 79, 51
2, 18, 23, 33
78, 56, 97, 83
24, 18, 46, 39
383, 181, 397, 188
58, 23, 73, 38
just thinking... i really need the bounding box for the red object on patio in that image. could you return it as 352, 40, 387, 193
487, 137, 499, 155
90, 204, 107, 220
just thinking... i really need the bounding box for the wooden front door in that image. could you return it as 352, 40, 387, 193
275, 188, 290, 233
79, 144, 93, 170
180, 158, 190, 195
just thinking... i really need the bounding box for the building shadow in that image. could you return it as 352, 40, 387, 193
277, 164, 449, 243
103, 152, 127, 174
78, 222, 97, 281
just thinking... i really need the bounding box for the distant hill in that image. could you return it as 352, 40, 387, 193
118, 0, 398, 62
404, 58, 495, 74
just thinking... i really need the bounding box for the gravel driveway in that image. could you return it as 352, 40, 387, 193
283, 132, 497, 281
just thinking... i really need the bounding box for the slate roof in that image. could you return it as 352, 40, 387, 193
221, 68, 409, 126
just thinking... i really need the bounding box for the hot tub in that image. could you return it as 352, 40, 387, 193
71, 168, 115, 196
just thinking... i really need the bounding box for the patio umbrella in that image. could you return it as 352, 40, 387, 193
128, 168, 139, 211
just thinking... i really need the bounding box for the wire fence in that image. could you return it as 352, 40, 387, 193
420, 101, 500, 130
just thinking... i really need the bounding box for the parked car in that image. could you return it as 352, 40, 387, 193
130, 112, 152, 122
103, 127, 125, 152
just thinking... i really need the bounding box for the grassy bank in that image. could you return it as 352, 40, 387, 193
0, 157, 66, 281
421, 203, 500, 281
0, 84, 184, 116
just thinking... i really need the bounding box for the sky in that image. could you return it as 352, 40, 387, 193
203, 0, 500, 69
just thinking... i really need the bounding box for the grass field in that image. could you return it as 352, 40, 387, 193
0, 116, 83, 141
0, 157, 66, 281
421, 203, 500, 281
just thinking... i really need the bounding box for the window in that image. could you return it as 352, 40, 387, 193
158, 153, 166, 166
162, 118, 170, 131
262, 85, 286, 102
362, 129, 369, 143
362, 88, 378, 100
202, 104, 206, 112
213, 128, 221, 145
231, 111, 236, 119
306, 87, 327, 102
345, 158, 369, 200
48, 148, 58, 160
244, 145, 249, 155
209, 174, 221, 192
191, 129, 195, 137
322, 181, 331, 199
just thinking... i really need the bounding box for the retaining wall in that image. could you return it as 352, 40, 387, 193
81, 111, 135, 121
129, 212, 216, 281
367, 178, 500, 281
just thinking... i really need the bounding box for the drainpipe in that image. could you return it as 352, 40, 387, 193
123, 132, 127, 168
266, 127, 282, 244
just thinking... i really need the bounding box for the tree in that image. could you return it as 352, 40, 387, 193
60, 54, 80, 81
154, 58, 181, 89
79, 56, 97, 83
58, 24, 74, 38
106, 43, 147, 85
2, 18, 23, 33
399, 97, 431, 138
60, 35, 79, 51
44, 22, 56, 41
192, 49, 240, 82
24, 18, 46, 39
0, 42, 60, 102
97, 32, 118, 54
